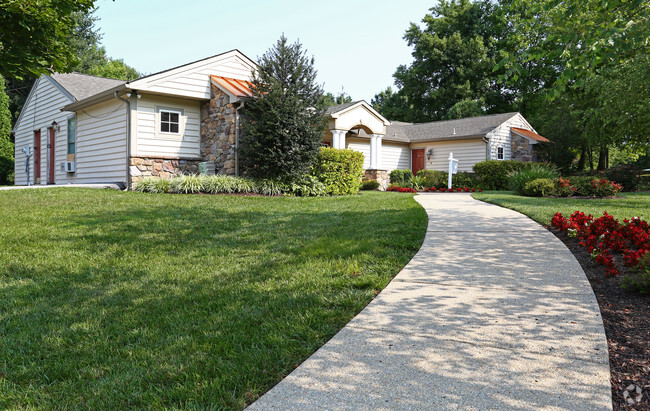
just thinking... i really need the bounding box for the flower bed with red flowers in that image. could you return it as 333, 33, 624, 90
551, 211, 649, 278
387, 185, 482, 193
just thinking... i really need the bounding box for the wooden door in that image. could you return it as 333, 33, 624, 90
33, 130, 41, 183
412, 149, 425, 175
48, 127, 55, 184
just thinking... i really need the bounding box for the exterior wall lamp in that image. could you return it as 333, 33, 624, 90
51, 120, 60, 132
426, 148, 433, 161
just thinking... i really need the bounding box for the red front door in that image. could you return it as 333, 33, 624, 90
48, 127, 55, 184
412, 149, 425, 175
33, 130, 41, 183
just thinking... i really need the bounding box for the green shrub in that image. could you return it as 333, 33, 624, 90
417, 169, 447, 188
361, 179, 380, 190
473, 160, 526, 190
508, 163, 559, 194
312, 147, 364, 195
170, 175, 204, 194
453, 171, 480, 188
133, 177, 171, 193
606, 164, 640, 191
569, 176, 597, 196
522, 178, 555, 197
389, 169, 413, 187
286, 175, 327, 197
564, 176, 621, 197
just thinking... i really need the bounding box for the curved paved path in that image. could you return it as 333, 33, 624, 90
249, 193, 611, 410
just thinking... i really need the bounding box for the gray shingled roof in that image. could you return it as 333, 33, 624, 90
50, 72, 125, 101
325, 100, 362, 115
386, 112, 519, 142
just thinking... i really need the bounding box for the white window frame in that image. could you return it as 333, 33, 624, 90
67, 115, 76, 156
497, 146, 504, 160
158, 108, 182, 136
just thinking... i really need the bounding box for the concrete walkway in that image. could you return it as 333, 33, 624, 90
249, 193, 612, 410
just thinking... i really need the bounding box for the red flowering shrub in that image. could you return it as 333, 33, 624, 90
387, 185, 417, 193
551, 211, 650, 278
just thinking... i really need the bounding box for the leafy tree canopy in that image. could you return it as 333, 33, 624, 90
239, 35, 326, 181
0, 74, 14, 184
321, 91, 352, 106
444, 98, 485, 119
0, 0, 96, 79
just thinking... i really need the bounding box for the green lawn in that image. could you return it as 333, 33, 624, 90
0, 189, 427, 409
472, 191, 650, 224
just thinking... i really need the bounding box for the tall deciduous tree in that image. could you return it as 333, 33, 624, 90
0, 0, 96, 79
239, 36, 326, 181
0, 75, 14, 184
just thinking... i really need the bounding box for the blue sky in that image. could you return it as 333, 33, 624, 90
94, 0, 435, 102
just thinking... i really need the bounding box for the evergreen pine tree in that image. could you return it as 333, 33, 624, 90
239, 35, 325, 181
0, 75, 14, 185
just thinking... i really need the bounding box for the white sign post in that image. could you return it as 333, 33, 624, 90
448, 152, 458, 189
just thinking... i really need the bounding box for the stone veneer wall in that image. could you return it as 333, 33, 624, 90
200, 84, 237, 175
364, 169, 390, 191
129, 157, 202, 184
511, 134, 536, 162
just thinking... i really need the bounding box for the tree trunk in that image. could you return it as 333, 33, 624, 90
578, 144, 587, 170
597, 146, 608, 170
588, 147, 594, 171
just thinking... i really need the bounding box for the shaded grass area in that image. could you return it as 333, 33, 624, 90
472, 191, 650, 224
0, 189, 427, 409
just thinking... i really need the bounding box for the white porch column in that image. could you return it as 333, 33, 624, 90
330, 129, 347, 149
376, 135, 383, 169
369, 134, 377, 169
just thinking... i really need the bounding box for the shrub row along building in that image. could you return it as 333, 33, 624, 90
12, 49, 548, 188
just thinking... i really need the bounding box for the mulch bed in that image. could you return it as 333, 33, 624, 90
550, 228, 649, 410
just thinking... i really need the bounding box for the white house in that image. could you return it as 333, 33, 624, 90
12, 49, 549, 188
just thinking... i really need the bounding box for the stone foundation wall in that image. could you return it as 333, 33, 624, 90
201, 84, 237, 175
364, 169, 390, 191
129, 157, 202, 185
511, 134, 536, 162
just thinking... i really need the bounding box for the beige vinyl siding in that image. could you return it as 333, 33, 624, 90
346, 138, 370, 169
71, 98, 127, 183
485, 113, 532, 161
12, 77, 74, 185
130, 53, 254, 100
411, 139, 487, 172
134, 95, 201, 159
382, 142, 410, 171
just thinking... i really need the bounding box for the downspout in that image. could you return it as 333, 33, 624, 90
483, 136, 490, 160
235, 101, 245, 177
114, 91, 131, 189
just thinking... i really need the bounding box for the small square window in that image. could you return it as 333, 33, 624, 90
497, 146, 504, 160
160, 110, 181, 134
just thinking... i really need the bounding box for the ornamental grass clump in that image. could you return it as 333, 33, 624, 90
133, 177, 171, 193
171, 175, 204, 194
508, 163, 559, 194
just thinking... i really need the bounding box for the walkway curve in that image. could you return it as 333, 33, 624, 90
249, 193, 612, 410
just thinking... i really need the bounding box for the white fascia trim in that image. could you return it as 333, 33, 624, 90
329, 100, 391, 126
11, 77, 42, 133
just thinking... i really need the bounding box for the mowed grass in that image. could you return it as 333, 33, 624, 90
472, 191, 650, 224
0, 189, 427, 409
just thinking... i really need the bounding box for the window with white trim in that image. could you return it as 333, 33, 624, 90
497, 146, 504, 160
67, 116, 76, 154
160, 109, 181, 134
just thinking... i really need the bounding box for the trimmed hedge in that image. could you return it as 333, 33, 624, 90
312, 147, 364, 195
522, 178, 555, 197
473, 160, 527, 190
417, 169, 447, 188
389, 169, 413, 187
